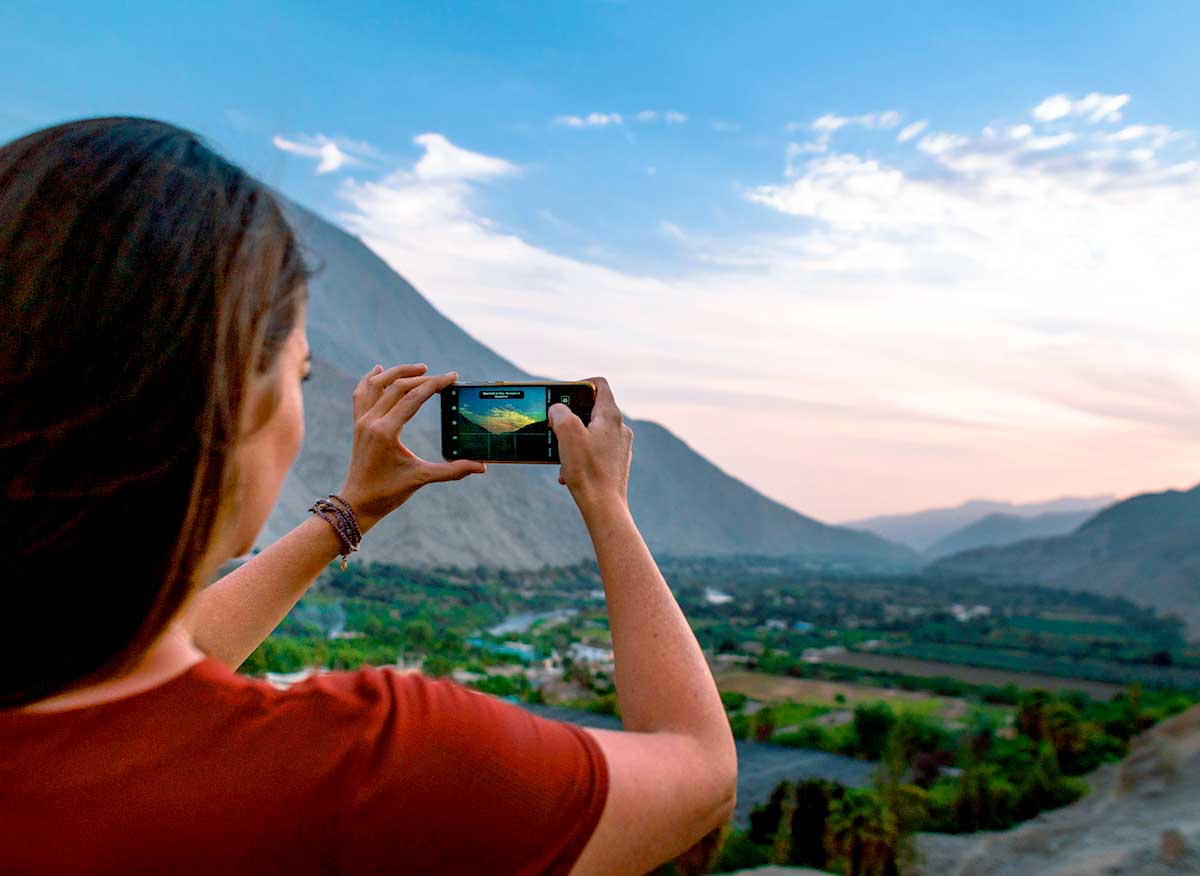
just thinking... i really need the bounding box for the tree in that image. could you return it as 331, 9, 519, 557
748, 781, 790, 845
1017, 689, 1052, 741
403, 619, 434, 649
788, 779, 834, 869
1015, 742, 1084, 821
853, 702, 896, 760
753, 706, 777, 743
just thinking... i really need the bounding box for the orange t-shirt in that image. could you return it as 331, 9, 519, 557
0, 658, 609, 875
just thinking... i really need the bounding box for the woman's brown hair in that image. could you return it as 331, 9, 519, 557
0, 117, 309, 706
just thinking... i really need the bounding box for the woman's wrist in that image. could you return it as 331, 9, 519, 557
576, 491, 634, 529
334, 485, 387, 535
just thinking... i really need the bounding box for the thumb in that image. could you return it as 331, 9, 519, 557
421, 459, 487, 483
548, 402, 582, 433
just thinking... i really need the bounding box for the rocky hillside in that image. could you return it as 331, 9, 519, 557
914, 703, 1200, 876
932, 484, 1200, 632
260, 202, 916, 570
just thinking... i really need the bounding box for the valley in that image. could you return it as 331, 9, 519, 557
238, 553, 1199, 873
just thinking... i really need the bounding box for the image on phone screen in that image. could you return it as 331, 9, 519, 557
441, 382, 594, 464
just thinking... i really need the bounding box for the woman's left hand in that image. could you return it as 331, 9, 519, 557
338, 363, 486, 531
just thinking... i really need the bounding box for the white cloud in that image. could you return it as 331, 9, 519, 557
1074, 92, 1131, 123
811, 113, 850, 134
807, 111, 901, 132
1023, 131, 1076, 152
1032, 94, 1073, 122
788, 110, 906, 158
916, 133, 968, 155
635, 109, 687, 124
553, 112, 624, 128
272, 133, 376, 174
711, 120, 741, 132
897, 120, 928, 142
1033, 92, 1130, 124
411, 133, 516, 182
1008, 124, 1033, 140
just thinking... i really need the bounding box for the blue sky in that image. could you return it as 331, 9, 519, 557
4, 2, 1200, 519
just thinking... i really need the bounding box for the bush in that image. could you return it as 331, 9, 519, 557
709, 828, 769, 873
720, 691, 748, 712
774, 724, 832, 752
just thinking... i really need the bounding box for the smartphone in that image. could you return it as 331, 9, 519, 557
441, 381, 596, 464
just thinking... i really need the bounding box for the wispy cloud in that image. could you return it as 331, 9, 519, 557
634, 109, 688, 124
1032, 91, 1130, 124
896, 120, 927, 143
272, 133, 378, 174
552, 112, 623, 128
786, 109, 905, 159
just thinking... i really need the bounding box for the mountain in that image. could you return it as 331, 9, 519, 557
260, 202, 917, 571
844, 495, 1115, 552
924, 509, 1097, 559
932, 484, 1200, 632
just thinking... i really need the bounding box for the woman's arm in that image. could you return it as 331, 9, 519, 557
186, 364, 485, 668
545, 380, 738, 876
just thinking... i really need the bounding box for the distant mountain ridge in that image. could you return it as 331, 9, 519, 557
932, 483, 1200, 633
925, 509, 1097, 559
845, 495, 1115, 552
260, 201, 916, 570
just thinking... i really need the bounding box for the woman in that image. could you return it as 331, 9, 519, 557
0, 118, 737, 875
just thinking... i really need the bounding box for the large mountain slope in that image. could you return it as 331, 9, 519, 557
932, 484, 1200, 631
845, 495, 1115, 552
260, 202, 916, 570
925, 509, 1097, 560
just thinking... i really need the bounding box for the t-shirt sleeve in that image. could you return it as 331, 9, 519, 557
336, 667, 609, 876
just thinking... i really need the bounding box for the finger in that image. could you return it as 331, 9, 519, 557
418, 459, 487, 483
362, 363, 429, 411
364, 374, 438, 421
376, 371, 458, 432
355, 363, 383, 392
582, 376, 619, 420
369, 362, 428, 388
352, 364, 385, 419
548, 402, 587, 440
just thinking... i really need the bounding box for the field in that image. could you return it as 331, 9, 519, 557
715, 670, 973, 719
821, 651, 1125, 699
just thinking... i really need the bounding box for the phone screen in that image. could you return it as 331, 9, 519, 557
441, 382, 595, 463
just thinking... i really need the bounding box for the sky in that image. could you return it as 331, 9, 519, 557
4, 1, 1200, 521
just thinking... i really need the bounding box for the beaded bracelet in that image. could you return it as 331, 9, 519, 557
307, 494, 363, 570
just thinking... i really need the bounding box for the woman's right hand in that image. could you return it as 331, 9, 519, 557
339, 363, 486, 531
547, 377, 633, 516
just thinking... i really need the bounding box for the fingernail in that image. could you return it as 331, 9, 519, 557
374, 364, 382, 372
